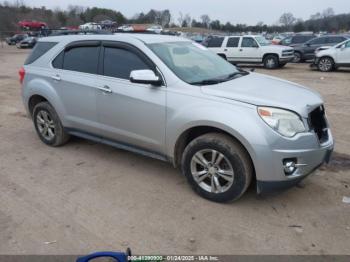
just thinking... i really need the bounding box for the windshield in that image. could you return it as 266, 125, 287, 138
148, 41, 242, 85
255, 36, 270, 46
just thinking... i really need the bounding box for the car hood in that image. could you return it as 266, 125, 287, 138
201, 73, 323, 117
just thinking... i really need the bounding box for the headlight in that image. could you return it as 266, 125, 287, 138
258, 107, 306, 137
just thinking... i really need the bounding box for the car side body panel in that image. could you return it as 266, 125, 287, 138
22, 34, 334, 196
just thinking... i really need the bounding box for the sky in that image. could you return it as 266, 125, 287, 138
23, 0, 350, 25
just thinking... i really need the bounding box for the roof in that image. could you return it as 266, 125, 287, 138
39, 33, 190, 44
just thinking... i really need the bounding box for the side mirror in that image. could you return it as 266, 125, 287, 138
130, 70, 162, 86
340, 44, 346, 50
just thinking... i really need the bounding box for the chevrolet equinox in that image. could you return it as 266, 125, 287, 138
20, 34, 334, 202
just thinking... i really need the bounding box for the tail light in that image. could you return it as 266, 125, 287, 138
19, 66, 25, 84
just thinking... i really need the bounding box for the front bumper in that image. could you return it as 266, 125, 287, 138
257, 146, 333, 193
255, 129, 334, 194
280, 56, 294, 62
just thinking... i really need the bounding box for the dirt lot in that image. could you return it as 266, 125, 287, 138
0, 44, 349, 255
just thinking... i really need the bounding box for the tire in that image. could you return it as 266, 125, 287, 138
181, 133, 253, 203
32, 102, 70, 147
292, 52, 302, 63
317, 57, 334, 72
263, 55, 279, 69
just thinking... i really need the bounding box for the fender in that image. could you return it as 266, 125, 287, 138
165, 101, 270, 169
23, 74, 67, 123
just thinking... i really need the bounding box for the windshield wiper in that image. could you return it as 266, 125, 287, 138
190, 71, 249, 86
223, 71, 249, 81
190, 79, 225, 86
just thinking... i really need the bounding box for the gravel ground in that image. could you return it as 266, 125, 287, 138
0, 45, 349, 255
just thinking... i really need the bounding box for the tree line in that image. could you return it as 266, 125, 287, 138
1, 0, 350, 33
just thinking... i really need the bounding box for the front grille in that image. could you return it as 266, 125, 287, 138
282, 50, 294, 57
308, 105, 329, 144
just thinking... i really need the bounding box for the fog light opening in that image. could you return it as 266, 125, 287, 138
283, 158, 297, 175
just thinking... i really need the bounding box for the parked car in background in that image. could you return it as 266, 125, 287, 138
18, 20, 47, 30
99, 20, 117, 30
16, 36, 37, 48
79, 23, 102, 30
5, 34, 28, 45
117, 25, 134, 32
50, 30, 112, 36
279, 34, 315, 47
146, 25, 163, 34
271, 35, 285, 45
293, 35, 349, 62
20, 34, 333, 202
312, 39, 350, 72
205, 35, 294, 69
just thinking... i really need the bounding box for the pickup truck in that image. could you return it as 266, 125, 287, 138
205, 35, 294, 69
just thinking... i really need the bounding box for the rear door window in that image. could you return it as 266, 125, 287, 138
63, 46, 100, 74
241, 37, 258, 47
103, 47, 151, 79
226, 37, 240, 47
24, 42, 57, 65
207, 37, 224, 48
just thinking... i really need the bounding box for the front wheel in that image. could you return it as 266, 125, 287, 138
181, 133, 253, 203
293, 52, 303, 63
317, 57, 334, 72
263, 55, 279, 69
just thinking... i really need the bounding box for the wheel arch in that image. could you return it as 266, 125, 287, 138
24, 78, 66, 120
263, 53, 279, 61
318, 55, 335, 62
172, 125, 256, 181
28, 94, 49, 117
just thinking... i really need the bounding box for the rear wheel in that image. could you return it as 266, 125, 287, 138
263, 55, 279, 69
181, 133, 253, 202
33, 102, 70, 147
317, 57, 334, 72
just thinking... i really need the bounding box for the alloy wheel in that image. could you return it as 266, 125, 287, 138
318, 58, 333, 72
36, 110, 56, 141
190, 149, 234, 194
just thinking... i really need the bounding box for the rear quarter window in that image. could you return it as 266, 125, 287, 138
207, 37, 224, 48
24, 42, 57, 65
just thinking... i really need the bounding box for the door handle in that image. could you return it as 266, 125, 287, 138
97, 85, 112, 93
239, 49, 243, 52
51, 75, 61, 81
224, 48, 228, 51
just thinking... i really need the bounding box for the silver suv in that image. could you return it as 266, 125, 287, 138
21, 34, 334, 202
